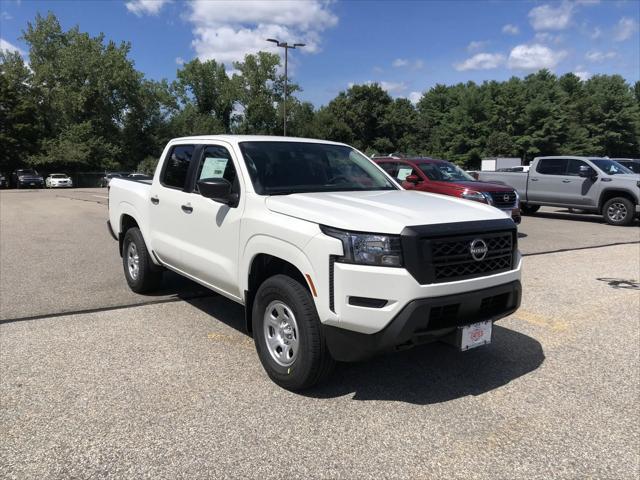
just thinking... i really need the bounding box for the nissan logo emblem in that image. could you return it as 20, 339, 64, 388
469, 239, 488, 261
503, 194, 510, 203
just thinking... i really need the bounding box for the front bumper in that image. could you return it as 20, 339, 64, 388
50, 182, 72, 188
324, 280, 521, 361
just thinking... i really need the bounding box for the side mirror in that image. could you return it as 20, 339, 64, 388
578, 165, 597, 178
405, 174, 421, 184
197, 178, 239, 207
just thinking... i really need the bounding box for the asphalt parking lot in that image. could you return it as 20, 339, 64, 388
1, 188, 639, 479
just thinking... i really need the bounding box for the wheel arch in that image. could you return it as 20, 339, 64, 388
598, 189, 637, 211
242, 237, 317, 333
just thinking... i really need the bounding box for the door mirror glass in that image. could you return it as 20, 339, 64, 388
197, 178, 238, 206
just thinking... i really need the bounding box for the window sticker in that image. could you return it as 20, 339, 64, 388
397, 167, 413, 181
200, 157, 229, 179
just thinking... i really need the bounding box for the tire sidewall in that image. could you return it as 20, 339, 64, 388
603, 197, 634, 226
122, 228, 158, 291
252, 276, 319, 389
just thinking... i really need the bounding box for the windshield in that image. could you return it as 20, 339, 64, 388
238, 142, 397, 195
51, 174, 67, 178
418, 162, 475, 182
591, 159, 633, 175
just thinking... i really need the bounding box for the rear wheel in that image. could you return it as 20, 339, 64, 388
122, 227, 163, 293
252, 274, 335, 391
521, 204, 540, 215
603, 197, 635, 226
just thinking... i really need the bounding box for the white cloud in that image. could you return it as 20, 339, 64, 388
575, 0, 600, 5
175, 56, 185, 65
613, 17, 638, 42
507, 44, 567, 70
125, 0, 171, 16
187, 0, 338, 65
534, 32, 564, 44
585, 50, 617, 62
347, 80, 407, 95
502, 24, 520, 35
454, 52, 505, 71
0, 38, 24, 55
392, 58, 424, 69
408, 91, 422, 104
574, 70, 591, 81
528, 3, 574, 31
467, 40, 488, 52
1, 11, 12, 20
590, 26, 602, 39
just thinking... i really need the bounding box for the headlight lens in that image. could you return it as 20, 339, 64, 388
321, 226, 403, 267
461, 190, 492, 204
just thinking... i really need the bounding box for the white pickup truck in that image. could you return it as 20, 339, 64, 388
108, 136, 522, 390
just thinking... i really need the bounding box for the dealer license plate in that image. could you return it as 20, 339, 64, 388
459, 321, 492, 351
30, 182, 35, 186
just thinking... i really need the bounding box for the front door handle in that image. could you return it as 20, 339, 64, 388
530, 178, 539, 182
181, 203, 193, 214
562, 179, 571, 183
150, 195, 159, 205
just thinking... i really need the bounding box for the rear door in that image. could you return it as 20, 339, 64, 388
148, 144, 197, 270
527, 158, 568, 204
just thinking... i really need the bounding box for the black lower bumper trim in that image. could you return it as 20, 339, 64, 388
324, 280, 521, 362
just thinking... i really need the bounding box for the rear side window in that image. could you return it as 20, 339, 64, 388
162, 145, 195, 189
536, 158, 567, 175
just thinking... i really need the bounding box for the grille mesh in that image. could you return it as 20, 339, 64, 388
488, 191, 517, 208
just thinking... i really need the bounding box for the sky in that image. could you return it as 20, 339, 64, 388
1, 0, 639, 106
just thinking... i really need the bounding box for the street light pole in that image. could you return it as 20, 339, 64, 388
266, 39, 305, 136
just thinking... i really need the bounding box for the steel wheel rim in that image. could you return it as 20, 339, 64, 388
127, 242, 140, 280
263, 300, 299, 367
607, 202, 627, 222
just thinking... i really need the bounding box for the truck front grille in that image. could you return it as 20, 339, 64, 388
400, 219, 518, 285
488, 191, 517, 209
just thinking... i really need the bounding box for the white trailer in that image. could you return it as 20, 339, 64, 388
481, 157, 522, 171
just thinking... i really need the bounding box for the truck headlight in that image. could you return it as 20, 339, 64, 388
321, 226, 403, 267
461, 190, 493, 204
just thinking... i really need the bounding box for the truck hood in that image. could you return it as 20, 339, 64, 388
606, 173, 640, 181
430, 180, 513, 192
265, 190, 509, 234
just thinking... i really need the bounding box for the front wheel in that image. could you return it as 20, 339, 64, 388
252, 274, 335, 391
603, 197, 635, 226
520, 204, 540, 215
122, 227, 163, 293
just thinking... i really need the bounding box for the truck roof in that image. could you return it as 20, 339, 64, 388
168, 135, 348, 147
534, 156, 610, 161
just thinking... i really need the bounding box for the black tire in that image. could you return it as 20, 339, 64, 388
521, 204, 540, 215
122, 227, 163, 293
602, 197, 635, 226
252, 274, 335, 391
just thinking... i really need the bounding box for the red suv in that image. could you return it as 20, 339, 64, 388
374, 156, 521, 224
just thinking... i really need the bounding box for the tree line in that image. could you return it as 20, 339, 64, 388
1, 13, 639, 176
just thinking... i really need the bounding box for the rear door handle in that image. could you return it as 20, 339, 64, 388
181, 203, 193, 214
150, 196, 159, 205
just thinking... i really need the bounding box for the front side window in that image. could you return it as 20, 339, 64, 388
396, 163, 417, 181
536, 158, 567, 175
418, 162, 474, 181
238, 142, 396, 195
162, 145, 194, 189
195, 145, 238, 193
566, 159, 589, 176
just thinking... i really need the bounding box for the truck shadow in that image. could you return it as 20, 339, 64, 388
307, 326, 544, 404
185, 295, 544, 405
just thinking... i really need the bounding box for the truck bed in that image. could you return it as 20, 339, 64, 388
477, 171, 529, 198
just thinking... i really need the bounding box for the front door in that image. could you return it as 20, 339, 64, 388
180, 143, 245, 300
